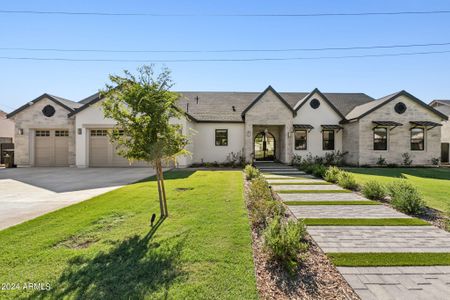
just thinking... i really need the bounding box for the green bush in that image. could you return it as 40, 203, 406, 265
337, 171, 360, 191
376, 156, 387, 166
263, 216, 308, 273
362, 180, 387, 200
312, 164, 327, 178
248, 177, 285, 228
324, 166, 342, 183
387, 180, 425, 215
401, 152, 413, 166
244, 164, 260, 180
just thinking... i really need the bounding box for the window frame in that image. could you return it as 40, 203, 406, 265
294, 130, 308, 150
411, 127, 425, 151
215, 129, 228, 146
373, 127, 388, 151
55, 130, 69, 137
322, 130, 335, 151
35, 130, 50, 137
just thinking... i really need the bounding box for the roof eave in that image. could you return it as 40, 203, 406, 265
7, 93, 75, 119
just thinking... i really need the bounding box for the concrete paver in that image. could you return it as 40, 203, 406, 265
288, 205, 411, 219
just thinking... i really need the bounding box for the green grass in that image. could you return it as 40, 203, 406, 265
284, 200, 381, 205
303, 218, 430, 226
0, 171, 258, 300
277, 189, 352, 194
344, 167, 450, 212
268, 182, 332, 185
329, 252, 450, 266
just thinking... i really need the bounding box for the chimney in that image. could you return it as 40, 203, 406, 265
186, 103, 189, 112
195, 96, 199, 104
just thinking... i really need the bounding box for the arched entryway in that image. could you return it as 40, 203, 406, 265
254, 131, 276, 161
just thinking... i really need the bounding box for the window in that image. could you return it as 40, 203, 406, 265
322, 130, 335, 150
35, 130, 50, 137
411, 128, 424, 151
215, 129, 228, 146
90, 129, 108, 136
373, 128, 388, 150
294, 130, 307, 150
55, 130, 69, 137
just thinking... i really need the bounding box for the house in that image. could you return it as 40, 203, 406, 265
0, 109, 14, 143
429, 100, 450, 163
6, 86, 447, 168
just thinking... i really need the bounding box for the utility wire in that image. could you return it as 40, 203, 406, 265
0, 9, 450, 17
1, 49, 450, 63
1, 41, 450, 54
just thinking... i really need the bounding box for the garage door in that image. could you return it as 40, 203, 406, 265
89, 129, 149, 167
35, 130, 69, 167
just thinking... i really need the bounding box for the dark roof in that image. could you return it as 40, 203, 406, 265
240, 86, 295, 118
7, 93, 81, 118
293, 124, 314, 130
321, 124, 343, 130
373, 121, 403, 127
345, 90, 448, 122
79, 92, 100, 104
430, 99, 450, 107
410, 121, 442, 127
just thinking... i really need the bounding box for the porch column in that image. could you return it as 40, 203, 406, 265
244, 123, 253, 163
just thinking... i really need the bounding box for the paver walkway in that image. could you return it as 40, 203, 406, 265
255, 161, 450, 300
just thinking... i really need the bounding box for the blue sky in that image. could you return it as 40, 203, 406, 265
1, 0, 450, 112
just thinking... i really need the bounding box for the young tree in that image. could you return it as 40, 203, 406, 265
101, 65, 189, 217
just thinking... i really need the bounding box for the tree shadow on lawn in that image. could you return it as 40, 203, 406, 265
345, 167, 450, 181
135, 170, 197, 184
28, 217, 188, 300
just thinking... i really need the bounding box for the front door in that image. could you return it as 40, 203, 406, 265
254, 132, 275, 161
442, 143, 449, 163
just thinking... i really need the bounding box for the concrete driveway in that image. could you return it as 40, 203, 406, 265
0, 167, 162, 230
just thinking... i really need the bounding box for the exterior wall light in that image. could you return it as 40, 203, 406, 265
77, 128, 82, 135
19, 128, 24, 135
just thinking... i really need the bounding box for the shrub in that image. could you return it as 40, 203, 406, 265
401, 152, 413, 166
387, 163, 399, 168
248, 177, 285, 228
387, 180, 425, 215
312, 164, 327, 178
376, 155, 387, 166
303, 163, 315, 174
362, 180, 387, 200
324, 166, 342, 183
431, 157, 440, 166
244, 164, 260, 180
337, 171, 360, 191
292, 154, 302, 166
323, 150, 348, 166
263, 216, 308, 273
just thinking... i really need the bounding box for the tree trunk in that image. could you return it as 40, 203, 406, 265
158, 160, 169, 217
155, 163, 165, 217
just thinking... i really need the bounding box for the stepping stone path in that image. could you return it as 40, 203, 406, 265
254, 162, 450, 300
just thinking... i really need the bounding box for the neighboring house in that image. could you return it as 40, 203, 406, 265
430, 100, 450, 163
0, 109, 14, 143
7, 86, 448, 167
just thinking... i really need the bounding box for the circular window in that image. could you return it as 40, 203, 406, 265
394, 102, 407, 114
310, 99, 320, 109
42, 105, 56, 117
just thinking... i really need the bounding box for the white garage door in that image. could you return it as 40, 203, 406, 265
35, 130, 69, 167
89, 129, 149, 167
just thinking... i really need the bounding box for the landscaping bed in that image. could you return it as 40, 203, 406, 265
243, 171, 358, 300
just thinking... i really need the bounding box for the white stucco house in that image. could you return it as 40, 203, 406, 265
6, 86, 448, 167
430, 99, 450, 164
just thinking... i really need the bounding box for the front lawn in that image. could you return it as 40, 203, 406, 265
0, 170, 257, 299
344, 167, 450, 212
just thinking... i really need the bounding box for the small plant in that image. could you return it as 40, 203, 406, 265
292, 154, 302, 166
337, 171, 360, 191
263, 216, 308, 273
431, 157, 440, 166
323, 150, 348, 166
244, 165, 260, 180
387, 180, 425, 215
387, 163, 399, 168
312, 164, 327, 178
376, 156, 387, 167
401, 152, 413, 166
324, 166, 342, 183
362, 180, 387, 200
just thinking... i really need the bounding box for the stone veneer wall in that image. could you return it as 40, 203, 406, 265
244, 90, 294, 163
342, 120, 360, 166
358, 95, 442, 166
11, 97, 75, 167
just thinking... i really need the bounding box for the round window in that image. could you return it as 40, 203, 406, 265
310, 99, 320, 109
394, 102, 407, 114
42, 105, 56, 117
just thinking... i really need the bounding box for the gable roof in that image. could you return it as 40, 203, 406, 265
293, 88, 346, 119
72, 88, 375, 122
0, 109, 6, 117
241, 85, 295, 118
6, 93, 81, 118
344, 90, 448, 122
430, 99, 450, 107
